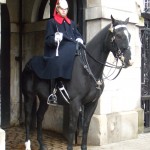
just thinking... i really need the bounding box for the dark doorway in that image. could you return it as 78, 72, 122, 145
1, 4, 10, 128
38, 0, 84, 35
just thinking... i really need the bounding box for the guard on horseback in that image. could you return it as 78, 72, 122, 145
22, 11, 132, 149
31, 0, 83, 104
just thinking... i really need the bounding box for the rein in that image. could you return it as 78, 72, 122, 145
77, 42, 123, 90
86, 49, 123, 69
78, 38, 124, 81
78, 24, 130, 82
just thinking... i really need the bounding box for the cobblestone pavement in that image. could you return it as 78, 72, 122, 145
5, 126, 67, 150
5, 125, 150, 150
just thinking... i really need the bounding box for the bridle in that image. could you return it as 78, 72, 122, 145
108, 24, 130, 67
78, 24, 130, 88
86, 24, 130, 68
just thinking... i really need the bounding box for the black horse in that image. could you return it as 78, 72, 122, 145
22, 15, 132, 150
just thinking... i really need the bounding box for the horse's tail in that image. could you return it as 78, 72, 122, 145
22, 58, 37, 130
22, 58, 34, 74
22, 57, 35, 93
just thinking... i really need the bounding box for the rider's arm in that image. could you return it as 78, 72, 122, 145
71, 21, 84, 44
72, 21, 83, 40
45, 19, 57, 48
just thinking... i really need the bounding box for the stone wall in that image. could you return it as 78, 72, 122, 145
7, 0, 20, 125
0, 0, 5, 3
85, 0, 144, 145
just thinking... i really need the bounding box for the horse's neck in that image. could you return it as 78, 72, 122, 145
88, 49, 108, 79
86, 40, 109, 80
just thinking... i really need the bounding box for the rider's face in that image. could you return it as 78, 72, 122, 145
57, 6, 68, 18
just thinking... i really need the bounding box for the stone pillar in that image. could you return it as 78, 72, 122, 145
0, 129, 5, 150
85, 0, 144, 146
0, 0, 6, 4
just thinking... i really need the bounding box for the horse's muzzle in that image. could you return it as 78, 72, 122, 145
123, 59, 133, 68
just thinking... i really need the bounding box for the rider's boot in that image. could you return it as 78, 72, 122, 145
57, 80, 70, 103
47, 79, 57, 105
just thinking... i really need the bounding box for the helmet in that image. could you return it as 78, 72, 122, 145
57, 0, 68, 9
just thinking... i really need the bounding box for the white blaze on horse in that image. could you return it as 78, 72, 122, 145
22, 15, 132, 150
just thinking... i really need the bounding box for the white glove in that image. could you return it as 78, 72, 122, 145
55, 32, 63, 42
76, 38, 83, 44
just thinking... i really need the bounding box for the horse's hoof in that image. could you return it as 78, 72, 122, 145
39, 144, 48, 150
67, 146, 73, 150
81, 148, 87, 150
81, 145, 87, 150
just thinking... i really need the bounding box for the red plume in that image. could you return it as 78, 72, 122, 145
53, 0, 59, 17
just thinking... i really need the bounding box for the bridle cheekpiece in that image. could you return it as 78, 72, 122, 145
109, 24, 128, 65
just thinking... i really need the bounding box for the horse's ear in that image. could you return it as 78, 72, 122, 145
111, 15, 115, 25
124, 17, 129, 24
109, 24, 113, 33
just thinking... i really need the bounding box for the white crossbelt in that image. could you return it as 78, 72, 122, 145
56, 40, 60, 56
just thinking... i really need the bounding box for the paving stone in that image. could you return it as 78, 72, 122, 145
5, 126, 150, 150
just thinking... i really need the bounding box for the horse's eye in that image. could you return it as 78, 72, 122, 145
116, 34, 121, 39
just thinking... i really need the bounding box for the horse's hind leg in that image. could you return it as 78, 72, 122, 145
24, 94, 35, 150
36, 97, 49, 150
81, 100, 98, 150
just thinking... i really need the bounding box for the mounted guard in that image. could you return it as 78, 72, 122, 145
22, 1, 133, 149
29, 0, 84, 104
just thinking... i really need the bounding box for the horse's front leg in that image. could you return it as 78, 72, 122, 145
81, 100, 98, 150
36, 98, 49, 150
67, 101, 80, 150
24, 94, 35, 150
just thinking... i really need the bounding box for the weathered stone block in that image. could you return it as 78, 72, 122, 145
0, 129, 5, 150
87, 0, 101, 7
87, 114, 107, 145
136, 108, 144, 134
0, 0, 6, 3
87, 111, 138, 146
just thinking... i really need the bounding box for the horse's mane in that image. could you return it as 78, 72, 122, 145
85, 24, 111, 78
86, 24, 111, 54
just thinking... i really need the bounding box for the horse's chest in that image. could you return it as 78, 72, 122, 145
84, 88, 101, 103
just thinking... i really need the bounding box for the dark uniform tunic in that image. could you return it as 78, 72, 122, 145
30, 18, 82, 80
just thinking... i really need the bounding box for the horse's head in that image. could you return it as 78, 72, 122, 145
109, 15, 132, 68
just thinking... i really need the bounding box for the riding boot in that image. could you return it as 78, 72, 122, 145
47, 79, 57, 105
57, 79, 70, 103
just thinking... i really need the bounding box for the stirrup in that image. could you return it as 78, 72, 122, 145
47, 88, 57, 105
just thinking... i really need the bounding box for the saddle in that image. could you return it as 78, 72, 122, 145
47, 43, 88, 106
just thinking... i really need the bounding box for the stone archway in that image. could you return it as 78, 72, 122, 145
31, 0, 42, 22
